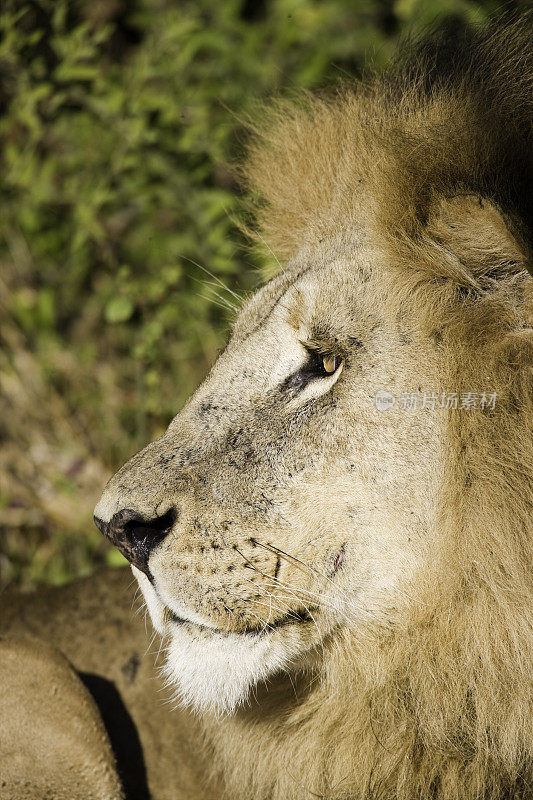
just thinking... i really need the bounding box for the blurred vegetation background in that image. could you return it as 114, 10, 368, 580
0, 0, 528, 591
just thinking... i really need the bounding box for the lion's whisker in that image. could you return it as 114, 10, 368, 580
143, 627, 159, 660
234, 538, 374, 627
259, 568, 378, 624
253, 549, 376, 620
197, 292, 238, 314
238, 567, 320, 635
261, 583, 365, 629
179, 253, 243, 302
235, 570, 297, 611
253, 539, 376, 615
234, 569, 325, 644
255, 231, 283, 271
214, 575, 273, 633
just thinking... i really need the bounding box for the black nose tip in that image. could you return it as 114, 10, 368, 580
94, 508, 176, 577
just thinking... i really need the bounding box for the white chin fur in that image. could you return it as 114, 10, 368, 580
132, 566, 301, 716
131, 567, 167, 633
163, 624, 295, 717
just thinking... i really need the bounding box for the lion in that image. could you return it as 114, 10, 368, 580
1, 17, 532, 800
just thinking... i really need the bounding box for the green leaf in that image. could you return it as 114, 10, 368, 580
105, 296, 134, 323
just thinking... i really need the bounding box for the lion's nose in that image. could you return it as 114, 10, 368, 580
94, 507, 176, 577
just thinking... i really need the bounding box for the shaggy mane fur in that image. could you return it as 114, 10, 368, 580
208, 16, 533, 800
243, 16, 533, 277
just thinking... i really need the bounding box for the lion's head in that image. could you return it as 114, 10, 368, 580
94, 19, 533, 800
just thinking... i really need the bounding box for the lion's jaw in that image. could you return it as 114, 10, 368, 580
95, 247, 443, 717
134, 565, 325, 716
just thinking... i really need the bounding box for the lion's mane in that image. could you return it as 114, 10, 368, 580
207, 17, 533, 800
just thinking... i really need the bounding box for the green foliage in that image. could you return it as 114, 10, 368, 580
0, 0, 525, 589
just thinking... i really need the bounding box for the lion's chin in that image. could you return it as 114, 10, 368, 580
133, 566, 320, 716
162, 623, 298, 717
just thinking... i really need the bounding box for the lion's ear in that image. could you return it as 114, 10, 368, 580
426, 194, 532, 283
425, 194, 533, 365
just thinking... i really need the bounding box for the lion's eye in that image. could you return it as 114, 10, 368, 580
283, 344, 343, 395
306, 347, 343, 378
322, 355, 338, 374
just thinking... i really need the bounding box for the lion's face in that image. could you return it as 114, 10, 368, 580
94, 239, 444, 715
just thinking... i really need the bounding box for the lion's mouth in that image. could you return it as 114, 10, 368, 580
165, 606, 315, 636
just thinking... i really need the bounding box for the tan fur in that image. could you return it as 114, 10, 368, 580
0, 570, 219, 800
0, 637, 124, 800
1, 18, 532, 800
